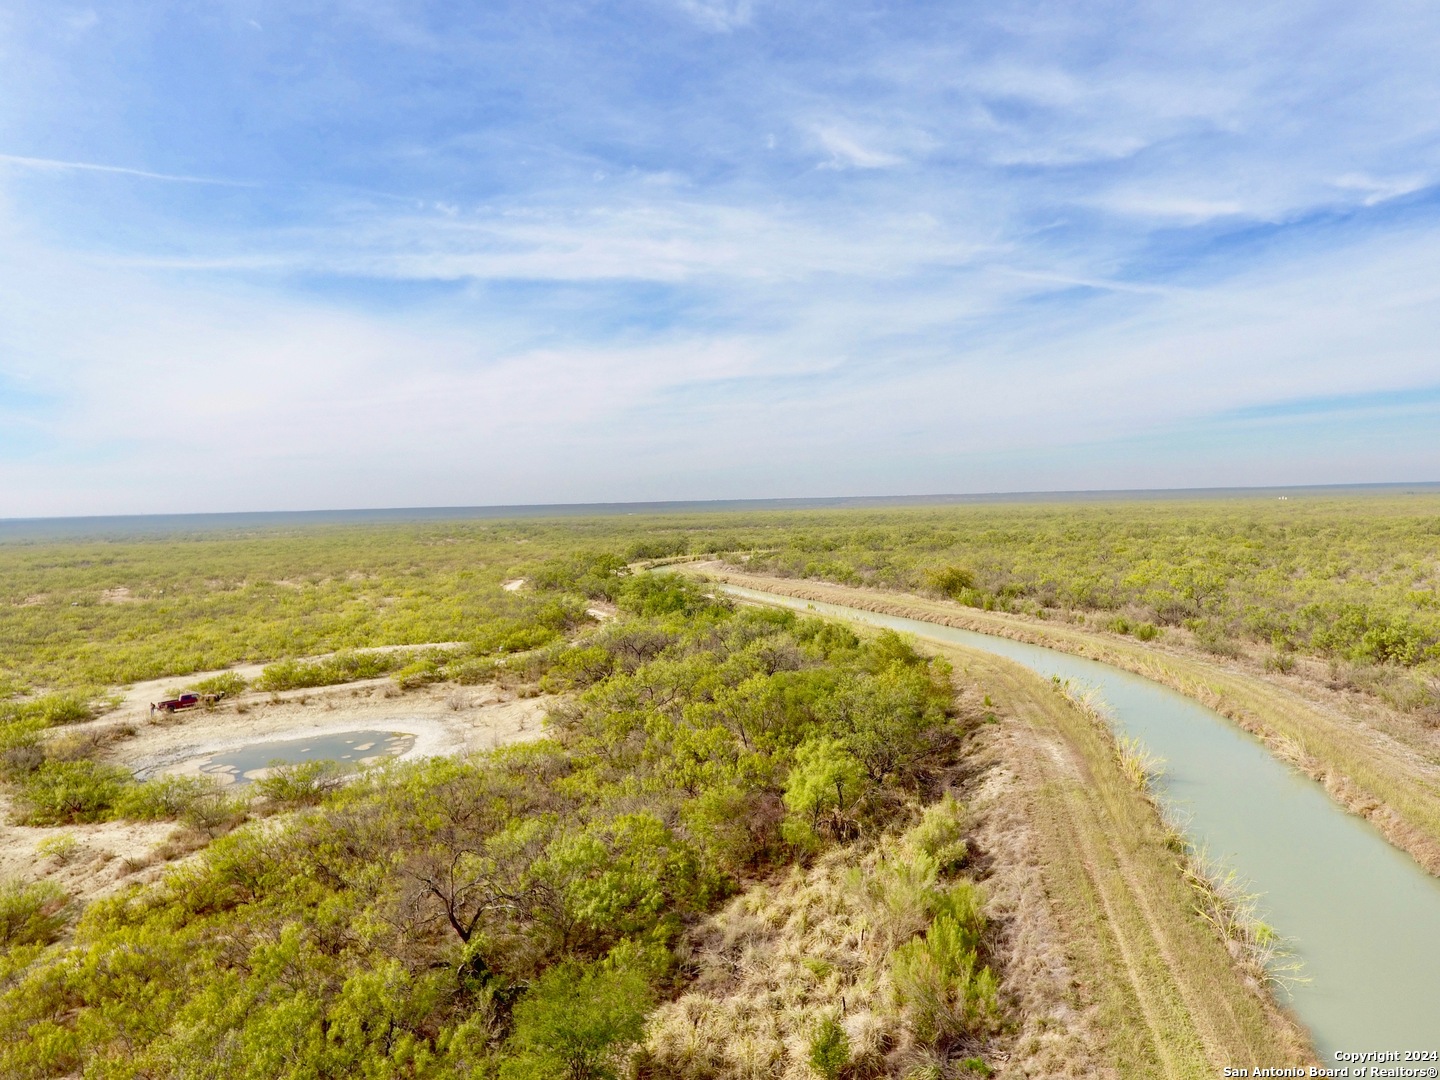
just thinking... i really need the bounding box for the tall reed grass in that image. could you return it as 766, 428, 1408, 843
1050, 676, 1304, 993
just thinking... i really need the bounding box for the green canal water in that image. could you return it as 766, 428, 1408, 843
724, 585, 1440, 1060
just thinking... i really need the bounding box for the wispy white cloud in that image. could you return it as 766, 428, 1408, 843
1334, 173, 1429, 206
669, 0, 755, 33
811, 125, 906, 170
90, 198, 993, 285
1090, 193, 1249, 224
4, 185, 1437, 515
2, 0, 1440, 512
0, 152, 251, 186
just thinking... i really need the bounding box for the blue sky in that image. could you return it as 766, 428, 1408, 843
1, 0, 1438, 515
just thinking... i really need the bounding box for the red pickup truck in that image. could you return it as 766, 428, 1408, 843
150, 692, 216, 714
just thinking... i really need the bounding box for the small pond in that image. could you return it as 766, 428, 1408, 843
200, 729, 415, 785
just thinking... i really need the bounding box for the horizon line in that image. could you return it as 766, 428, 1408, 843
3, 479, 1439, 538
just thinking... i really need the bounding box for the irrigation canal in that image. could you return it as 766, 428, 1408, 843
722, 584, 1440, 1059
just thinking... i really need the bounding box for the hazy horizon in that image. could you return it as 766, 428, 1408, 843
4, 479, 1438, 541
3, 2, 1439, 517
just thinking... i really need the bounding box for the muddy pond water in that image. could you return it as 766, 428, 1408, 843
723, 585, 1440, 1060
199, 729, 415, 785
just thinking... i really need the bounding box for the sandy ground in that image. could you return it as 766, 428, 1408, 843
114, 642, 469, 713
0, 812, 184, 904
101, 679, 553, 780
3, 677, 553, 904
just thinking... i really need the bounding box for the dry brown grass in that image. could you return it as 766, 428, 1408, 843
642, 800, 997, 1079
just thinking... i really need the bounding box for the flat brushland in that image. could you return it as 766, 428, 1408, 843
7, 495, 1437, 711
0, 522, 625, 695
702, 567, 1440, 876
0, 568, 1015, 1079
1, 501, 1417, 1076
709, 494, 1440, 715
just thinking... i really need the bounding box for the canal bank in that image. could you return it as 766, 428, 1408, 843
722, 583, 1440, 1060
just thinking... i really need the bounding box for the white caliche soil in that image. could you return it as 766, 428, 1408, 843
4, 679, 553, 904
0, 810, 182, 904
101, 679, 553, 780
113, 641, 469, 715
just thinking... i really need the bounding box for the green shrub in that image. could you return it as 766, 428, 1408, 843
531, 551, 629, 599
186, 671, 247, 698
808, 1015, 850, 1080
1311, 604, 1432, 666
616, 573, 717, 618
783, 737, 870, 839
540, 646, 615, 692
442, 655, 500, 685
907, 795, 969, 874
255, 759, 346, 806
543, 813, 709, 946
1107, 616, 1133, 635
536, 599, 593, 632
0, 692, 96, 727
180, 786, 247, 837
254, 651, 404, 692
839, 661, 948, 782
475, 620, 561, 655
500, 962, 654, 1080
1264, 652, 1295, 674
116, 774, 224, 820
393, 657, 442, 689
680, 783, 774, 871
1133, 622, 1160, 642
625, 536, 690, 562
36, 832, 81, 865
889, 882, 997, 1046
17, 759, 131, 825
1190, 621, 1241, 659
925, 565, 975, 599
0, 879, 70, 948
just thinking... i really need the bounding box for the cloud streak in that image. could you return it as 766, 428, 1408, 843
0, 153, 252, 186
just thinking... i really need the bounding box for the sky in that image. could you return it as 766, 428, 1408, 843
1, 0, 1439, 516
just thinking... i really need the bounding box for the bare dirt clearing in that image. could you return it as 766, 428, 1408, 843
0, 812, 180, 904
111, 641, 470, 714
6, 678, 553, 904
97, 679, 553, 780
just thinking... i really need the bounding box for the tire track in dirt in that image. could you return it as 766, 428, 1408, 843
985, 656, 1209, 1079
712, 573, 1316, 1075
